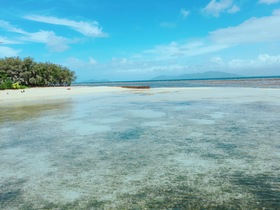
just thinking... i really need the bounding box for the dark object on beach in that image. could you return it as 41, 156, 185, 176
121, 86, 150, 89
67, 88, 71, 90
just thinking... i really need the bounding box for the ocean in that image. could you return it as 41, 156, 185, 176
76, 76, 280, 88
0, 79, 280, 209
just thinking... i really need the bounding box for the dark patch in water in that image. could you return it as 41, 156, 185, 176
170, 101, 192, 106
201, 153, 223, 159
0, 190, 21, 204
20, 198, 107, 210
225, 125, 247, 134
232, 173, 280, 209
216, 143, 237, 151
116, 183, 243, 209
108, 128, 143, 141
216, 143, 237, 155
0, 179, 25, 208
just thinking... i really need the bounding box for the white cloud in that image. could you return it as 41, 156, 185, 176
0, 20, 28, 34
66, 56, 99, 70
115, 63, 190, 75
46, 33, 70, 52
21, 30, 70, 52
181, 9, 190, 19
66, 57, 85, 67
0, 46, 21, 57
66, 52, 280, 82
273, 8, 280, 15
210, 11, 280, 44
114, 54, 280, 78
202, 0, 239, 17
0, 36, 22, 44
139, 40, 228, 61
257, 53, 280, 64
0, 20, 74, 52
111, 57, 134, 66
227, 5, 240, 14
24, 15, 107, 37
259, 0, 280, 4
228, 54, 280, 69
89, 57, 97, 65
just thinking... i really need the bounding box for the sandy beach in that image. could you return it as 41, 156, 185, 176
0, 86, 125, 105
1, 86, 280, 106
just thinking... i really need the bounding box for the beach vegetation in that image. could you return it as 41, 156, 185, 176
0, 80, 27, 90
0, 79, 13, 90
0, 57, 76, 89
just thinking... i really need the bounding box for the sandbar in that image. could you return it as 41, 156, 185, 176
1, 86, 280, 106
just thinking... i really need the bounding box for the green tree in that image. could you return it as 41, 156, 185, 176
0, 57, 76, 89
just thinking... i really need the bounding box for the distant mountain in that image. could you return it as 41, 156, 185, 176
152, 71, 242, 81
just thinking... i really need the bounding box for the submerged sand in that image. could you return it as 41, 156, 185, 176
1, 86, 280, 209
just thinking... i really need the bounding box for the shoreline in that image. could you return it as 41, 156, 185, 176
0, 86, 124, 105
1, 86, 280, 106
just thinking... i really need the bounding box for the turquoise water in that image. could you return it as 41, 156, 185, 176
0, 88, 280, 209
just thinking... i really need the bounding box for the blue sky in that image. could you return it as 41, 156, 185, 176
1, 0, 280, 81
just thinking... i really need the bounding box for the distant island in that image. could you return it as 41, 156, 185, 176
152, 71, 242, 81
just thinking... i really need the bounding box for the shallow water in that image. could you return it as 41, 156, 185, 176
1, 88, 280, 209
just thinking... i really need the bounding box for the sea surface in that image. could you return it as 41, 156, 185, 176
76, 76, 280, 88
1, 79, 280, 209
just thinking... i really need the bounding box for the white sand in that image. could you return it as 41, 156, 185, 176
1, 86, 280, 106
0, 86, 124, 105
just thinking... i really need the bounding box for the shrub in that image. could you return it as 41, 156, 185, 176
0, 83, 7, 90
0, 80, 13, 90
0, 80, 26, 90
12, 82, 20, 89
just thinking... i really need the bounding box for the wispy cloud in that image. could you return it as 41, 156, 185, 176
210, 10, 280, 44
228, 54, 280, 69
24, 15, 107, 37
273, 8, 280, 15
0, 36, 22, 44
89, 57, 97, 65
180, 9, 190, 19
0, 20, 75, 52
0, 20, 28, 34
202, 0, 240, 17
259, 0, 280, 4
137, 40, 228, 61
23, 30, 70, 52
227, 5, 240, 14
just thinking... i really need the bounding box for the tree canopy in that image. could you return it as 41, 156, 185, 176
0, 57, 76, 89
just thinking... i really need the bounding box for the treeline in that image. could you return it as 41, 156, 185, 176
0, 57, 76, 89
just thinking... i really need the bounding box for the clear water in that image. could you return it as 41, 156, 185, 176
1, 88, 280, 209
